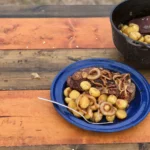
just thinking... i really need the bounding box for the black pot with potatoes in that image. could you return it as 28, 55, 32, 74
110, 0, 150, 68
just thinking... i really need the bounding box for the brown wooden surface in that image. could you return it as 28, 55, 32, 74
0, 16, 149, 149
0, 5, 115, 18
0, 90, 150, 147
0, 18, 114, 49
0, 49, 149, 90
0, 49, 149, 147
0, 144, 140, 150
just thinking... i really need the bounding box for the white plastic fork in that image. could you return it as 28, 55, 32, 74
38, 97, 113, 125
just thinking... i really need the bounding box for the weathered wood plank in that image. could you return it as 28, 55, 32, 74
0, 72, 54, 90
0, 90, 149, 146
0, 49, 121, 71
77, 144, 139, 150
0, 144, 139, 150
143, 143, 150, 150
139, 143, 148, 150
0, 5, 115, 18
0, 18, 114, 49
0, 49, 149, 90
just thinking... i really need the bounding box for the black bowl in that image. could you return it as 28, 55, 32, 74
110, 0, 150, 68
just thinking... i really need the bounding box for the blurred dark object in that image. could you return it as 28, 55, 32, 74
130, 16, 150, 34
110, 0, 150, 68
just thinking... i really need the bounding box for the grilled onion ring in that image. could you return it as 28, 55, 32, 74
87, 68, 101, 80
76, 94, 87, 114
91, 80, 104, 87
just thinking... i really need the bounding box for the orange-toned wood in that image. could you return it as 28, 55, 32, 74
0, 90, 150, 146
0, 18, 114, 50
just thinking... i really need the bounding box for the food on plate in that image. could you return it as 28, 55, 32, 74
119, 23, 150, 44
64, 67, 136, 123
80, 81, 91, 91
116, 99, 128, 109
92, 111, 103, 123
68, 100, 77, 110
107, 95, 117, 105
87, 68, 101, 80
100, 101, 116, 116
98, 94, 108, 102
69, 90, 80, 100
65, 97, 72, 104
72, 109, 84, 118
89, 87, 101, 97
64, 87, 72, 97
106, 115, 115, 122
79, 95, 90, 109
116, 109, 127, 119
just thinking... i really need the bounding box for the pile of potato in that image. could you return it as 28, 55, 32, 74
120, 23, 150, 44
64, 80, 129, 123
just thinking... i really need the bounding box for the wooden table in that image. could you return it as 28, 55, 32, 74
0, 5, 150, 150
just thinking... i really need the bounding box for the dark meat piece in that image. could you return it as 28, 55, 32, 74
96, 87, 109, 94
91, 78, 104, 87
106, 80, 116, 88
67, 68, 95, 92
67, 76, 83, 92
127, 83, 136, 102
127, 83, 136, 93
107, 80, 120, 97
67, 76, 72, 87
94, 78, 103, 84
129, 16, 150, 34
66, 67, 136, 103
108, 88, 120, 97
119, 91, 127, 99
119, 91, 131, 102
119, 83, 136, 102
72, 71, 82, 80
67, 76, 93, 92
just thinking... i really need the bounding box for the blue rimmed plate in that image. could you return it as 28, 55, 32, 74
51, 58, 150, 132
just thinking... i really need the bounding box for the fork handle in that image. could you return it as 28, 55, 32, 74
38, 97, 113, 125
38, 97, 83, 116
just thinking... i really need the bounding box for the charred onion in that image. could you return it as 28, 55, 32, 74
87, 68, 101, 80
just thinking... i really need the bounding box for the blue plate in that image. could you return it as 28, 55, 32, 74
51, 58, 150, 132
